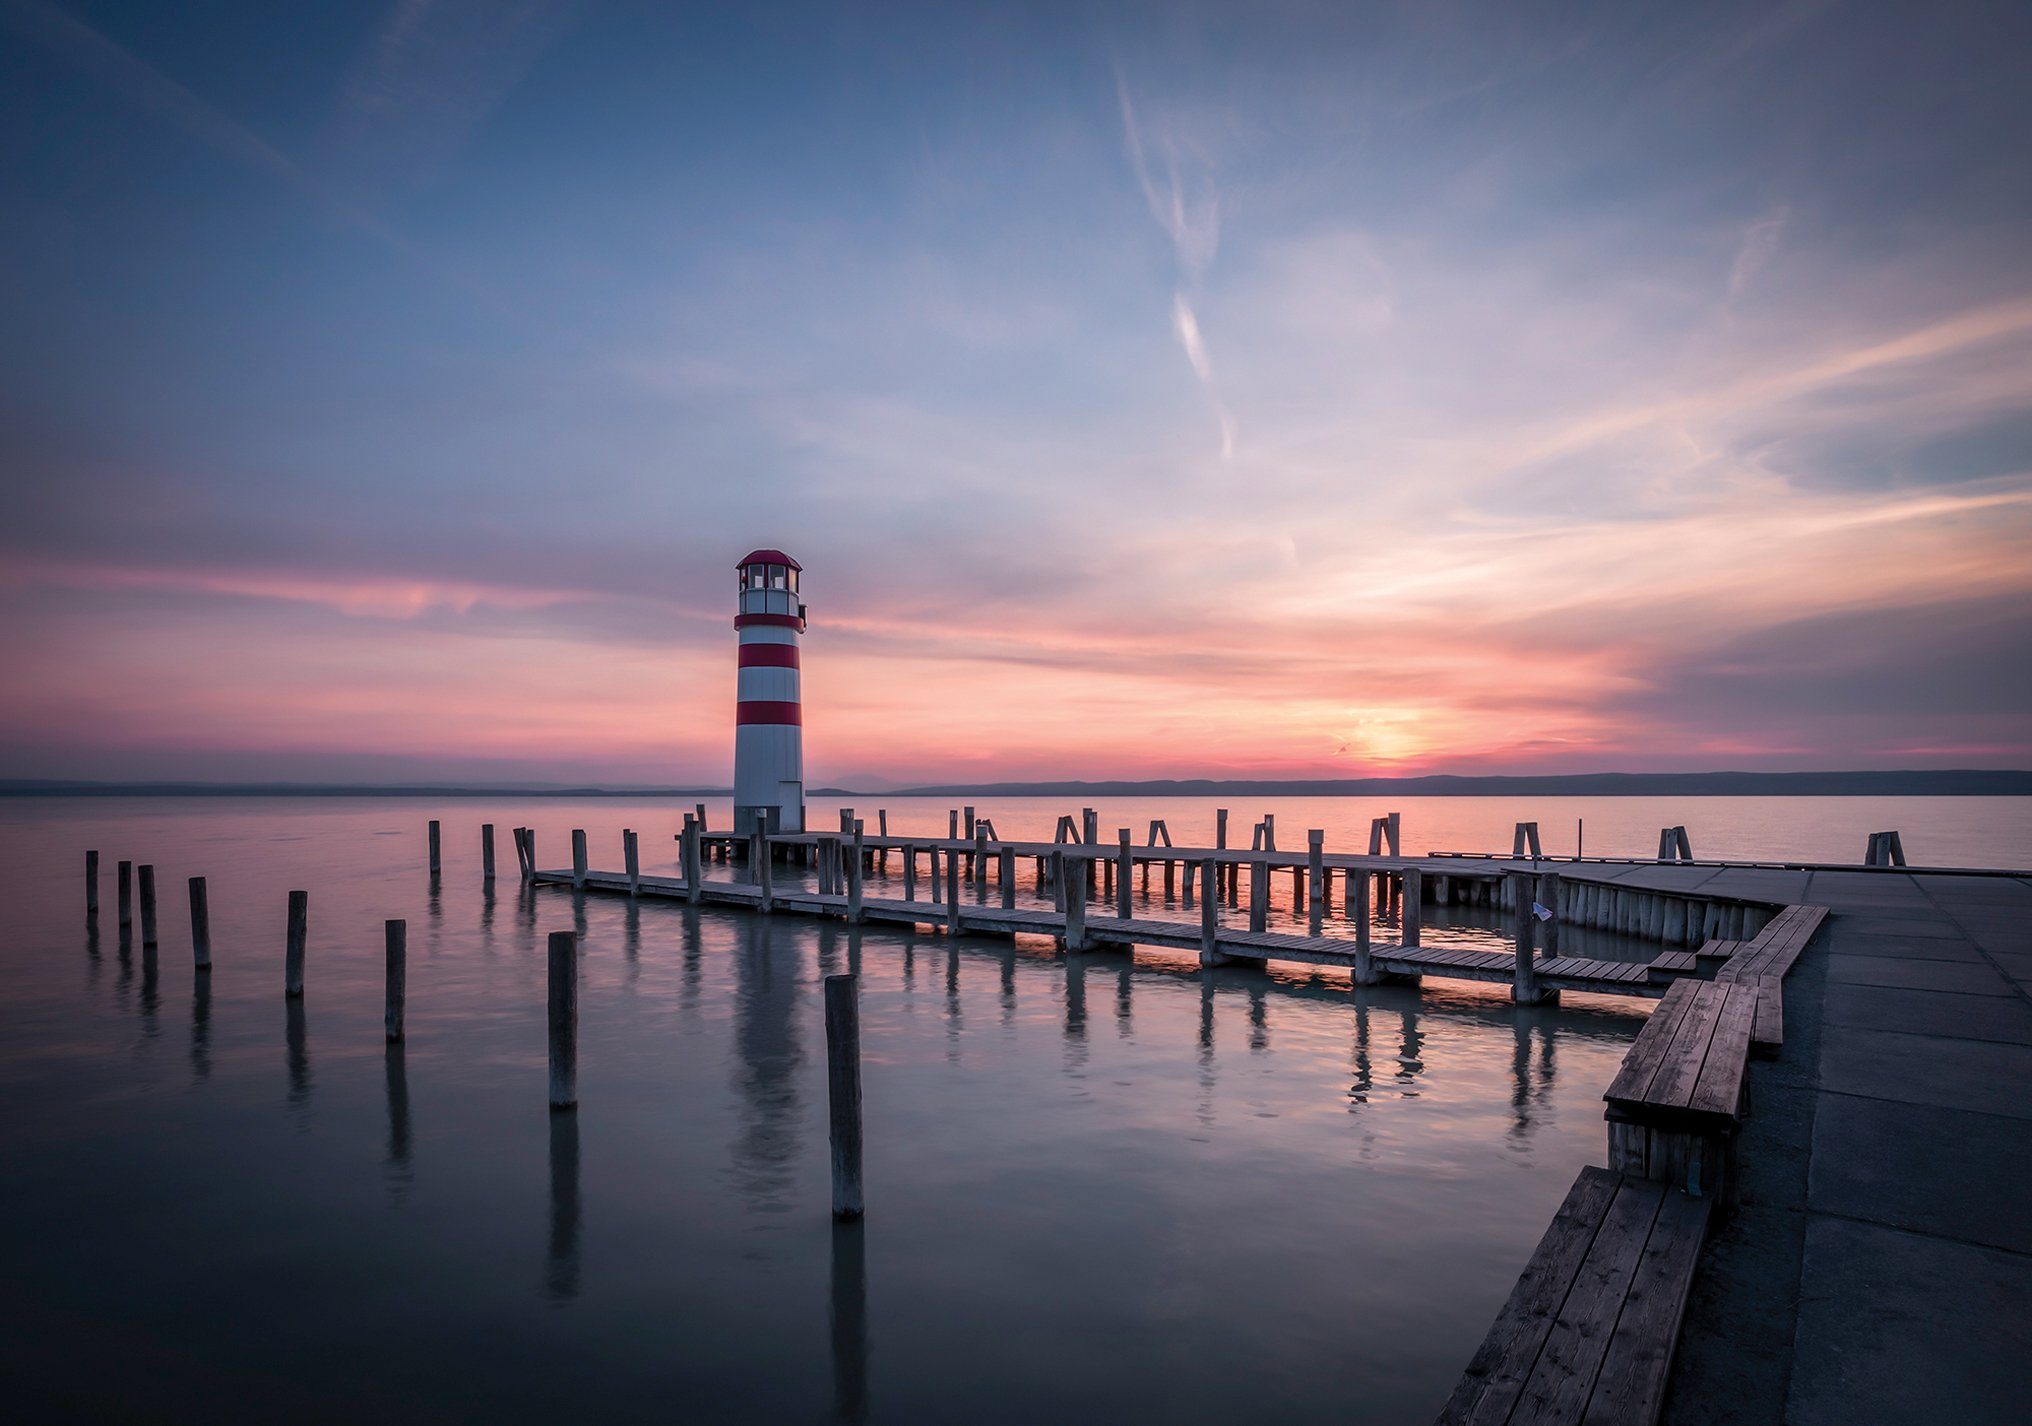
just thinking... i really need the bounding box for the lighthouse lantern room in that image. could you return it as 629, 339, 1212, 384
732, 549, 806, 835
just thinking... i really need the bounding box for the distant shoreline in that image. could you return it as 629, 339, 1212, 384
3, 771, 2027, 798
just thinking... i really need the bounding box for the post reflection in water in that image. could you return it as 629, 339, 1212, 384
189, 976, 211, 1080
139, 942, 160, 1038
1247, 982, 1268, 1053
1062, 954, 1089, 1073
1114, 968, 1134, 1039
285, 999, 311, 1121
1397, 1004, 1425, 1093
545, 1111, 581, 1302
1197, 978, 1217, 1128
944, 946, 962, 1061
1349, 998, 1373, 1108
997, 943, 1016, 1029
681, 909, 702, 1012
729, 917, 803, 1213
385, 1040, 413, 1196
829, 1221, 869, 1425
1509, 1018, 1560, 1147
623, 901, 641, 979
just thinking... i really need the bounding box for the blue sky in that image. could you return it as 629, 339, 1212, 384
2, 0, 2029, 785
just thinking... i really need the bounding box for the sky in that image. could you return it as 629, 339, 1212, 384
1, 0, 2029, 788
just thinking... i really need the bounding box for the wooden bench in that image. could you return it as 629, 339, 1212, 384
1715, 905, 1826, 1056
1438, 1166, 1713, 1425
1603, 979, 1755, 1201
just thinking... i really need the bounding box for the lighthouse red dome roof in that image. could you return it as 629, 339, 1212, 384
737, 549, 802, 571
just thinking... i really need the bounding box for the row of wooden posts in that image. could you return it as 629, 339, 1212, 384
82, 831, 869, 1221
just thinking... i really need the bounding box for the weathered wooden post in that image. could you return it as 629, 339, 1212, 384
523, 829, 537, 882
85, 850, 99, 916
1386, 812, 1402, 856
481, 823, 495, 882
974, 824, 989, 892
384, 919, 407, 1041
1061, 852, 1087, 951
428, 820, 441, 877
1081, 809, 1098, 893
118, 859, 132, 930
680, 814, 701, 901
1116, 829, 1133, 920
138, 864, 159, 947
903, 842, 917, 901
1401, 868, 1422, 948
1261, 813, 1277, 852
284, 890, 308, 997
694, 802, 707, 835
548, 930, 577, 1109
945, 842, 960, 935
1510, 871, 1553, 1003
624, 829, 640, 896
1198, 856, 1225, 966
1351, 866, 1378, 984
188, 876, 211, 971
929, 846, 942, 904
877, 809, 889, 868
1000, 845, 1016, 910
1215, 809, 1230, 894
571, 829, 588, 890
1307, 831, 1325, 935
1536, 871, 1562, 958
1249, 859, 1270, 933
848, 821, 865, 924
824, 973, 864, 1219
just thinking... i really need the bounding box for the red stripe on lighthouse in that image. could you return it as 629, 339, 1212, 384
736, 701, 803, 726
737, 643, 800, 668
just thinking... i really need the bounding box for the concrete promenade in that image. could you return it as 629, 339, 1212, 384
1665, 868, 2032, 1424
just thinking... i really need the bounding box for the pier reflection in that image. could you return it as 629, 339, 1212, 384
1062, 954, 1089, 1072
1197, 978, 1217, 1127
1349, 999, 1373, 1107
1115, 968, 1134, 1039
385, 1040, 413, 1197
729, 918, 804, 1213
285, 999, 312, 1122
1397, 1004, 1424, 1092
139, 942, 160, 1038
189, 976, 210, 1081
545, 1111, 581, 1302
944, 946, 962, 1061
830, 1221, 869, 1425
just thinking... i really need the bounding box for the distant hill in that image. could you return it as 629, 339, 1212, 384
2, 771, 2027, 797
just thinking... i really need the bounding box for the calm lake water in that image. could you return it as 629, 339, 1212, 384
0, 794, 2021, 1422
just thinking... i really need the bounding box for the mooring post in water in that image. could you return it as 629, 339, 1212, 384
754, 818, 774, 911
571, 829, 588, 890
1351, 867, 1377, 984
385, 919, 407, 1041
1308, 831, 1325, 935
118, 860, 133, 930
1215, 809, 1230, 893
284, 890, 308, 997
188, 876, 212, 971
1062, 851, 1087, 951
1117, 829, 1133, 920
945, 843, 960, 935
848, 821, 865, 924
902, 842, 917, 901
1536, 872, 1562, 958
1199, 856, 1225, 966
482, 823, 496, 882
138, 864, 159, 947
428, 820, 441, 877
1000, 845, 1016, 910
824, 973, 864, 1219
1510, 871, 1553, 1004
85, 850, 99, 917
1402, 868, 1423, 948
624, 829, 640, 897
1249, 859, 1269, 933
548, 930, 577, 1109
524, 829, 537, 883
1386, 812, 1402, 856
975, 824, 989, 892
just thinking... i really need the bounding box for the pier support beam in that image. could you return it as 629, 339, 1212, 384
1511, 871, 1557, 1004
1307, 831, 1324, 935
1402, 869, 1423, 948
1062, 852, 1087, 952
482, 823, 496, 883
1198, 856, 1233, 966
138, 864, 158, 948
385, 919, 406, 1041
825, 974, 864, 1220
429, 819, 441, 877
848, 821, 865, 925
624, 829, 640, 897
285, 889, 308, 998
189, 876, 211, 971
548, 930, 577, 1109
571, 829, 588, 890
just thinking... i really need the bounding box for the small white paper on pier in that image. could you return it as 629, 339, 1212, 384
1531, 901, 1553, 921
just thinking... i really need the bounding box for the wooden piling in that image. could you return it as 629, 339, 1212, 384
1386, 812, 1402, 856
903, 842, 917, 901
1536, 872, 1562, 958
384, 919, 406, 1041
1117, 829, 1132, 920
1062, 852, 1087, 951
481, 823, 496, 882
1402, 868, 1423, 948
118, 859, 132, 928
1307, 831, 1324, 935
187, 876, 211, 970
548, 930, 577, 1109
1249, 860, 1270, 933
571, 829, 588, 890
523, 829, 537, 883
945, 843, 960, 935
754, 821, 774, 911
138, 864, 159, 947
824, 974, 865, 1219
284, 890, 308, 998
849, 822, 865, 924
86, 850, 99, 916
1351, 868, 1377, 984
1000, 846, 1016, 910
429, 819, 441, 877
1198, 857, 1225, 965
624, 829, 640, 896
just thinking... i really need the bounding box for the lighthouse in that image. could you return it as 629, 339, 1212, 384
732, 548, 806, 835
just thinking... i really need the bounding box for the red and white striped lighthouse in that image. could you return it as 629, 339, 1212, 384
733, 548, 806, 835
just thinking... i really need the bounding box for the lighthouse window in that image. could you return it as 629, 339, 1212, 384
786, 568, 799, 593
769, 566, 787, 590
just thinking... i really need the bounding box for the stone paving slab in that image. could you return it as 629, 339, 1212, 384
1788, 1216, 2032, 1426
1824, 953, 2018, 995
1821, 981, 2032, 1045
1817, 1028, 2032, 1119
1807, 1094, 2032, 1254
1820, 930, 1989, 960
